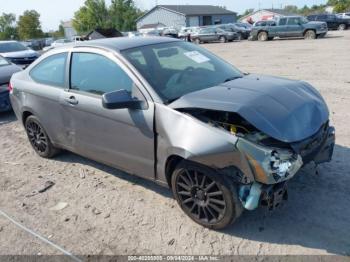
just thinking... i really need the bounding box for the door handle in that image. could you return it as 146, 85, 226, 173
64, 96, 78, 105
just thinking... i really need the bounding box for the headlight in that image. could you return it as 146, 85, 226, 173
270, 151, 293, 178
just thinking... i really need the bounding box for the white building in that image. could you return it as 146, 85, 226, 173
239, 9, 295, 24
62, 20, 77, 40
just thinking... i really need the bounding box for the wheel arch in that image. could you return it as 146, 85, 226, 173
303, 28, 316, 35
22, 110, 34, 125
165, 154, 185, 188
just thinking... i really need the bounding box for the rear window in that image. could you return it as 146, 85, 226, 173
30, 52, 67, 87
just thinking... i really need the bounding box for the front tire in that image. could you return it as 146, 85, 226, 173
304, 30, 316, 40
219, 36, 227, 43
171, 161, 243, 229
25, 115, 60, 158
258, 31, 268, 41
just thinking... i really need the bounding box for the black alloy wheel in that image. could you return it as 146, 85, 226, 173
172, 161, 243, 229
25, 115, 60, 158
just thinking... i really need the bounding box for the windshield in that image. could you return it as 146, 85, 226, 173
0, 42, 28, 53
122, 41, 242, 103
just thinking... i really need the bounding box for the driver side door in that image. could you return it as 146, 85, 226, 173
59, 48, 155, 179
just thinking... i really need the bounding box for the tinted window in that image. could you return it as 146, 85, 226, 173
30, 52, 67, 87
70, 52, 133, 95
317, 15, 327, 20
279, 18, 287, 25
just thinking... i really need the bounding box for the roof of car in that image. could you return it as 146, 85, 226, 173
73, 36, 180, 52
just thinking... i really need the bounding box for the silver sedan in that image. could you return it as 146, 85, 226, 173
9, 37, 335, 229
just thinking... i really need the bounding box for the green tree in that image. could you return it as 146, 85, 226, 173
109, 0, 143, 31
238, 9, 254, 19
328, 0, 350, 12
17, 10, 43, 40
0, 13, 17, 40
73, 0, 111, 33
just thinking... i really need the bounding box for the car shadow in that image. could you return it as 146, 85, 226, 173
55, 144, 349, 255
222, 144, 350, 255
0, 111, 17, 126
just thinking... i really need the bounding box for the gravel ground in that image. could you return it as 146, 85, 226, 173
1, 30, 350, 257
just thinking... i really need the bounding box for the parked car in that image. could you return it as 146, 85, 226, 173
307, 14, 350, 30
253, 20, 278, 27
9, 37, 335, 229
0, 41, 39, 68
0, 56, 21, 112
143, 30, 162, 37
161, 28, 179, 38
251, 16, 328, 41
235, 22, 253, 30
337, 12, 350, 19
126, 31, 142, 38
191, 27, 239, 44
216, 24, 250, 40
43, 39, 72, 52
178, 27, 198, 41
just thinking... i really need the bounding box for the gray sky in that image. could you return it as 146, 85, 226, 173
1, 0, 326, 31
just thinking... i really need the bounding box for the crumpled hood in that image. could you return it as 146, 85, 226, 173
169, 74, 329, 143
1, 49, 38, 58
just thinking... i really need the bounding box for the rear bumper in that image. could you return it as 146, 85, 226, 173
0, 89, 11, 112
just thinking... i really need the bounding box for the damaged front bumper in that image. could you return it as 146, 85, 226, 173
236, 124, 335, 211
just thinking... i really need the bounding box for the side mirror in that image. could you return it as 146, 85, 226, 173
102, 89, 145, 110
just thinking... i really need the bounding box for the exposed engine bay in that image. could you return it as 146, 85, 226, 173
179, 108, 335, 211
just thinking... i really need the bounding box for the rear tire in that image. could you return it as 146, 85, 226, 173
171, 161, 243, 229
304, 30, 316, 40
258, 31, 268, 41
25, 115, 60, 158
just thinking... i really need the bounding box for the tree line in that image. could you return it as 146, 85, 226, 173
0, 10, 64, 41
0, 0, 142, 41
72, 0, 144, 34
239, 0, 350, 18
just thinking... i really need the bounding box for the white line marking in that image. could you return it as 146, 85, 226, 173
0, 209, 82, 262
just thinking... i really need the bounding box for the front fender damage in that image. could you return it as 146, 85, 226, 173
155, 104, 333, 211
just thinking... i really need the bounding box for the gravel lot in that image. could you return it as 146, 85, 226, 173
1, 30, 350, 257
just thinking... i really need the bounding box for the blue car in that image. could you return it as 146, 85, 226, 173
0, 56, 21, 112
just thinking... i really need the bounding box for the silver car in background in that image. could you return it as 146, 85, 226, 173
10, 37, 335, 229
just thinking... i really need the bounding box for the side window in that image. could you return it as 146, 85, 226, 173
70, 52, 133, 95
287, 18, 300, 25
30, 52, 67, 87
279, 18, 287, 26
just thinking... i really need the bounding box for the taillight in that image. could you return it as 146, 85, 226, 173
8, 82, 13, 92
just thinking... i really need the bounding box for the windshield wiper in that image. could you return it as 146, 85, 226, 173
223, 76, 243, 83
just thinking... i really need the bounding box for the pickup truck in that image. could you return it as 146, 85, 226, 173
251, 16, 328, 41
